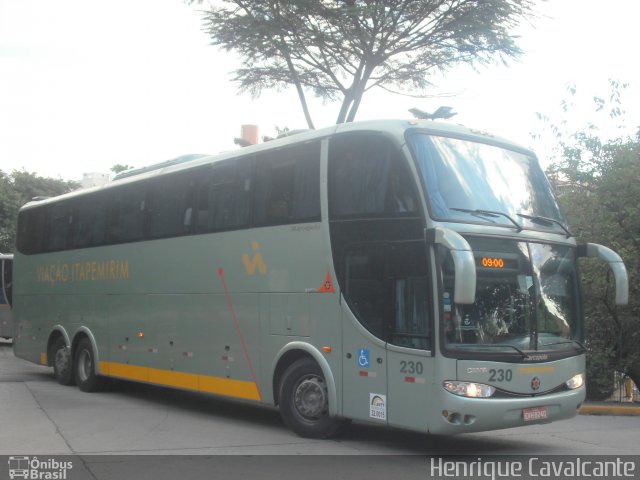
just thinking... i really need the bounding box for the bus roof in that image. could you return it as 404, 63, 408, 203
111, 154, 211, 181
19, 119, 533, 211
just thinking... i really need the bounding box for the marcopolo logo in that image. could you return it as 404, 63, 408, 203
8, 456, 73, 480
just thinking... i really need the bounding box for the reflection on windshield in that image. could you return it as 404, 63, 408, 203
532, 243, 575, 342
409, 134, 565, 231
442, 238, 580, 353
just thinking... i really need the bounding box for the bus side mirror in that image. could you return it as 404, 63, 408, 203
426, 227, 476, 304
577, 243, 629, 305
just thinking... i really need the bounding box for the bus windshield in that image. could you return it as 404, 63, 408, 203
441, 237, 581, 356
408, 133, 566, 232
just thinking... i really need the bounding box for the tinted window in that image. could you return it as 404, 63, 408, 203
343, 242, 431, 349
107, 186, 147, 243
44, 203, 72, 252
1, 257, 11, 306
254, 142, 320, 226
17, 208, 45, 254
148, 173, 194, 239
16, 141, 322, 254
71, 194, 107, 248
194, 160, 252, 233
345, 245, 389, 338
329, 134, 418, 218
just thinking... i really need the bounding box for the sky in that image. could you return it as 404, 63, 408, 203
0, 0, 639, 181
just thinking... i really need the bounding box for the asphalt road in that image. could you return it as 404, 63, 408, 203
2, 340, 640, 457
2, 339, 640, 480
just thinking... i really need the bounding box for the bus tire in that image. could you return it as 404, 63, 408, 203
74, 338, 104, 392
51, 336, 75, 386
278, 358, 346, 439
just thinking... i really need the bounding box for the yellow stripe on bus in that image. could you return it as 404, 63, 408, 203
517, 366, 555, 374
98, 361, 261, 401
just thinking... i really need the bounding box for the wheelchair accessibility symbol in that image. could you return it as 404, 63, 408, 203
357, 348, 370, 368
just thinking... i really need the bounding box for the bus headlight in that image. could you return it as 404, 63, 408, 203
565, 373, 585, 390
443, 381, 496, 398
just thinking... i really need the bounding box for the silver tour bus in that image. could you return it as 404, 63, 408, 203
11, 120, 628, 438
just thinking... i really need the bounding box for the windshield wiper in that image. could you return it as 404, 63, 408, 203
539, 339, 585, 352
450, 208, 522, 232
458, 343, 528, 358
516, 213, 572, 238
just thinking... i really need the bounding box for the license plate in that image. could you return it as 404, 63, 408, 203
523, 406, 548, 422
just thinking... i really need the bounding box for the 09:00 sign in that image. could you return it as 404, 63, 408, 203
481, 257, 505, 268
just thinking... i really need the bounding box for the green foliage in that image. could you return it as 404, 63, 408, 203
197, 0, 536, 127
110, 164, 133, 175
0, 170, 78, 253
538, 81, 640, 396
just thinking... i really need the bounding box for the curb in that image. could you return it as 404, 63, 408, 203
580, 403, 640, 416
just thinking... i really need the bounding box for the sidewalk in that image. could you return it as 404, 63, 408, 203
580, 401, 640, 416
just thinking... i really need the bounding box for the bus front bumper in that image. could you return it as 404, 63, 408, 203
429, 386, 586, 435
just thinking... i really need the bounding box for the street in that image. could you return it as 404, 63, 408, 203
2, 340, 639, 458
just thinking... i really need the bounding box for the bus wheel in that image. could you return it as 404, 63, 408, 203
51, 337, 74, 386
74, 338, 104, 392
279, 358, 346, 438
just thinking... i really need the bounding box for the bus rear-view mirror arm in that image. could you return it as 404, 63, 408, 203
577, 243, 629, 305
426, 227, 476, 305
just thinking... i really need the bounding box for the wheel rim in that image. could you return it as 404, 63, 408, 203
293, 375, 327, 420
77, 349, 92, 383
54, 347, 70, 376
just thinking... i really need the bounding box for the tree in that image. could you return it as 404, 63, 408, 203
0, 170, 78, 253
199, 0, 535, 128
536, 81, 640, 395
110, 164, 133, 175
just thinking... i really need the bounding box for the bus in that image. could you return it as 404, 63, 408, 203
11, 120, 628, 438
0, 254, 13, 340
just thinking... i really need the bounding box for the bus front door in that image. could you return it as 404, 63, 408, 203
386, 345, 432, 432
341, 302, 388, 425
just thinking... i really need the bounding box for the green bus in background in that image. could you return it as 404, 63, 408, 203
11, 120, 628, 438
0, 254, 13, 340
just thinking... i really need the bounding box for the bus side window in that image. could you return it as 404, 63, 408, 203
344, 245, 389, 339
147, 173, 192, 239
343, 243, 431, 349
210, 160, 251, 231
44, 202, 72, 252
385, 161, 418, 214
254, 141, 320, 226
17, 209, 45, 254
389, 242, 431, 350
71, 194, 107, 249
329, 133, 418, 218
107, 186, 147, 243
194, 179, 211, 234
